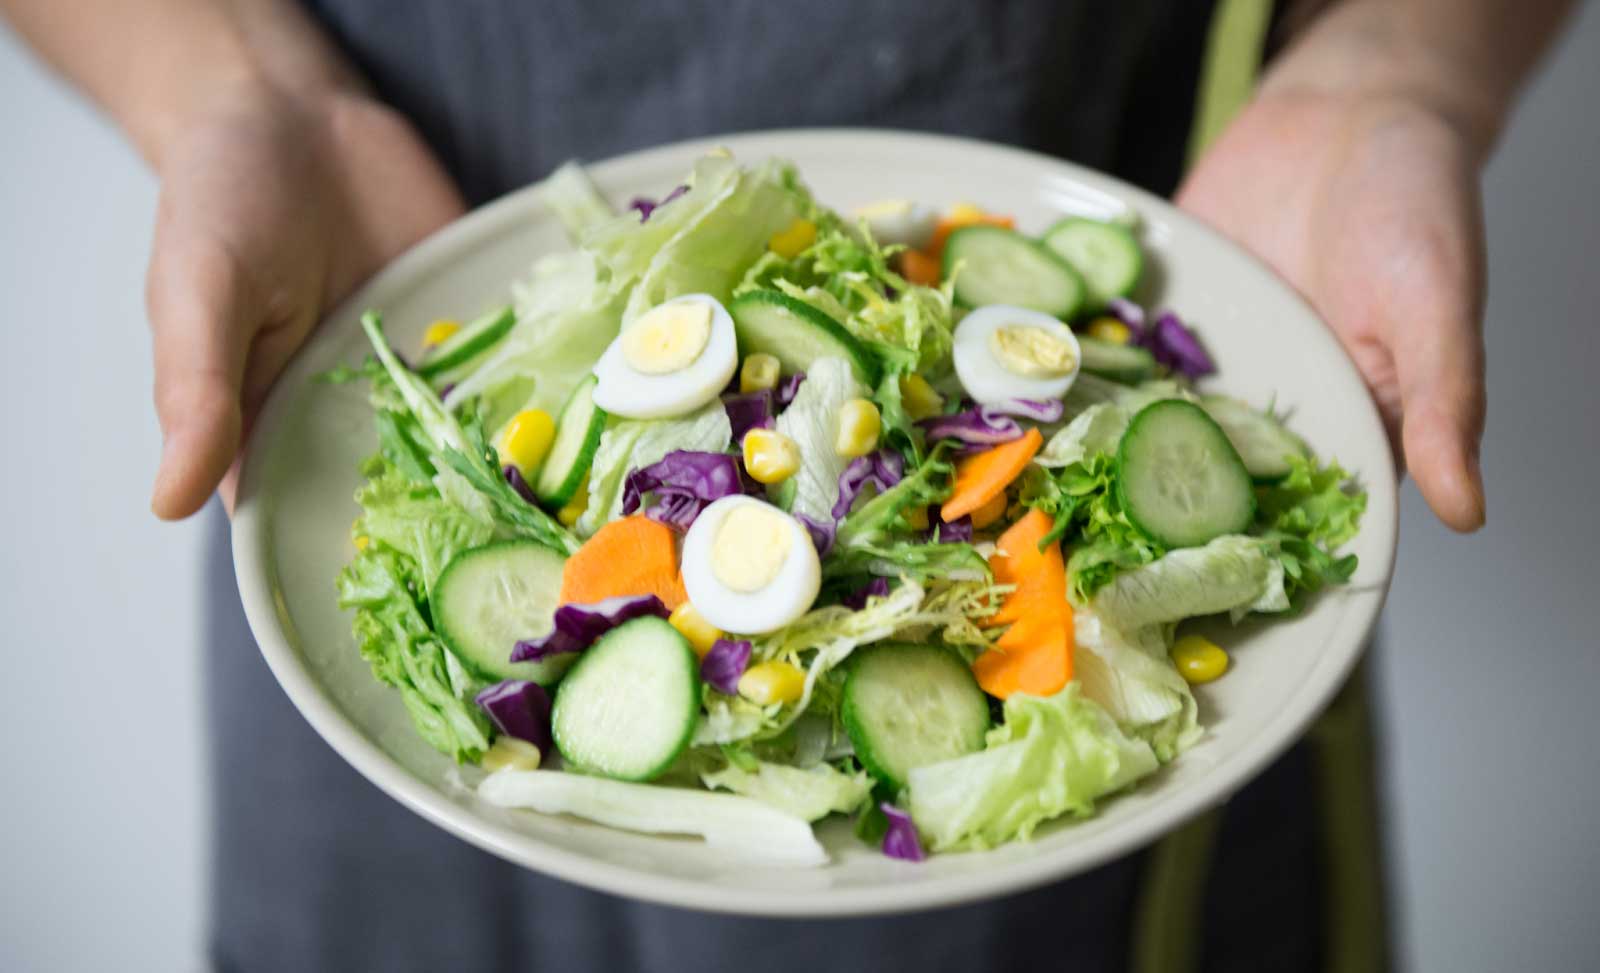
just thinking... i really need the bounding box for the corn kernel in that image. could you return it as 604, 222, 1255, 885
422, 319, 461, 348
669, 602, 726, 659
743, 428, 801, 484
496, 409, 556, 475
354, 534, 369, 551
1085, 316, 1132, 345
1171, 634, 1230, 684
904, 505, 931, 531
835, 398, 882, 458
480, 736, 542, 772
768, 218, 818, 259
740, 353, 782, 394
946, 202, 986, 223
970, 490, 1009, 529
556, 474, 590, 527
898, 373, 945, 420
738, 660, 806, 706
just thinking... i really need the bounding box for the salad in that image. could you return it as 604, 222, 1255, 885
331, 152, 1365, 866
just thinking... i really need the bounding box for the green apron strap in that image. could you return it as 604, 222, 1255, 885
1186, 0, 1275, 164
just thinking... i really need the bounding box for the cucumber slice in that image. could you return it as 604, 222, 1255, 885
533, 375, 606, 508
434, 541, 571, 685
1077, 335, 1157, 383
551, 617, 699, 781
416, 305, 516, 378
841, 643, 989, 793
943, 225, 1085, 319
727, 291, 880, 386
1199, 395, 1310, 483
1041, 218, 1143, 309
1116, 400, 1255, 548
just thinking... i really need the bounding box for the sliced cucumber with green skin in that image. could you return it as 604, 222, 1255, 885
416, 305, 516, 378
434, 541, 570, 685
1041, 218, 1143, 309
727, 291, 880, 386
841, 643, 990, 793
943, 225, 1085, 319
551, 617, 699, 781
534, 374, 606, 508
1116, 399, 1256, 548
1077, 335, 1157, 383
1199, 395, 1309, 483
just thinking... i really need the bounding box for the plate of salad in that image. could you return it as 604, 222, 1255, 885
233, 129, 1397, 915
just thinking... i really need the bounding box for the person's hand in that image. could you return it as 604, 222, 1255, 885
1178, 89, 1487, 532
146, 81, 464, 519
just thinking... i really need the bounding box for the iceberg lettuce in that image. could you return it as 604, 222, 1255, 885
700, 760, 872, 822
1073, 609, 1201, 762
577, 400, 732, 536
774, 357, 866, 527
1087, 534, 1289, 631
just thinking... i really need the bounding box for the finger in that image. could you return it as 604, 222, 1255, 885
146, 219, 253, 521
1392, 288, 1487, 533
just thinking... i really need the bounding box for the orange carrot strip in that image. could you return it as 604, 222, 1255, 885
558, 515, 687, 610
941, 428, 1043, 522
898, 248, 944, 286
974, 508, 1074, 698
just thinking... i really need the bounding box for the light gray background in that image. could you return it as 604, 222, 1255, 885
1, 8, 1595, 971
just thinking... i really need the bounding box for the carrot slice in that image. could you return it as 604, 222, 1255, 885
898, 248, 944, 286
558, 515, 688, 610
973, 508, 1074, 698
941, 428, 1043, 522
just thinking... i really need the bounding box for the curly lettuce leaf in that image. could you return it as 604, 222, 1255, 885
773, 356, 866, 526
355, 463, 494, 598
907, 683, 1158, 851
1255, 455, 1366, 606
577, 400, 732, 536
700, 760, 873, 822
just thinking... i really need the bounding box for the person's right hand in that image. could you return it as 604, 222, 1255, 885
146, 80, 464, 519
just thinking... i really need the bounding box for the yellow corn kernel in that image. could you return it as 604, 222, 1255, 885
422, 319, 462, 348
768, 218, 817, 259
835, 398, 882, 458
354, 534, 369, 551
970, 490, 1009, 529
669, 602, 726, 659
740, 353, 782, 394
946, 202, 986, 223
898, 373, 945, 420
904, 505, 931, 531
556, 474, 590, 527
496, 409, 556, 475
1171, 634, 1230, 685
480, 736, 542, 772
738, 660, 806, 706
1085, 316, 1132, 345
743, 428, 801, 484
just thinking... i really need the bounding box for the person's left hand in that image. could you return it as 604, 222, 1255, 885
1178, 89, 1487, 532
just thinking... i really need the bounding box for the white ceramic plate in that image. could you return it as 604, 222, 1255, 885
233, 129, 1398, 917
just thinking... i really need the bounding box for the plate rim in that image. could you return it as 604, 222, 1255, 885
232, 127, 1400, 917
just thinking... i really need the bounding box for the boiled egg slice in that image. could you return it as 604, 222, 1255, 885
680, 495, 822, 635
852, 199, 938, 250
591, 293, 738, 419
952, 304, 1081, 404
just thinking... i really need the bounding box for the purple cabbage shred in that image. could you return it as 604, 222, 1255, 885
935, 515, 973, 543
776, 372, 806, 407
722, 391, 776, 443
510, 594, 669, 662
831, 450, 906, 520
622, 450, 744, 530
503, 464, 538, 505
841, 577, 891, 610
880, 802, 926, 862
919, 400, 1064, 446
628, 184, 688, 222
699, 639, 753, 695
474, 680, 554, 755
796, 513, 835, 556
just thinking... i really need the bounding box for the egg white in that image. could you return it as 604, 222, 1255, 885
952, 304, 1082, 404
681, 495, 822, 636
853, 199, 938, 250
591, 293, 738, 419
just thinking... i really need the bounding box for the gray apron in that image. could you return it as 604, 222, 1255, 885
206, 3, 1374, 970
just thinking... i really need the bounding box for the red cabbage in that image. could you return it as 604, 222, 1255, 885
699, 639, 752, 695
474, 680, 553, 754
503, 465, 538, 505
935, 515, 973, 543
1143, 310, 1216, 378
628, 184, 688, 222
841, 577, 891, 610
918, 400, 1063, 446
796, 513, 835, 556
831, 450, 906, 520
776, 372, 806, 406
510, 594, 669, 662
880, 802, 925, 862
722, 391, 776, 443
623, 450, 744, 530
1106, 296, 1147, 334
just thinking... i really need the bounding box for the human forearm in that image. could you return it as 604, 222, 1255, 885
0, 0, 361, 167
1265, 0, 1575, 160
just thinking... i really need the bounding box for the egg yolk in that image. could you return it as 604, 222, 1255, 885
622, 302, 712, 375
989, 324, 1076, 378
711, 504, 793, 593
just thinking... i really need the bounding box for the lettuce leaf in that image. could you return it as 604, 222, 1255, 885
1087, 534, 1288, 631
536, 160, 616, 240
700, 760, 873, 822
577, 400, 732, 536
907, 683, 1158, 851
1255, 455, 1366, 606
1073, 609, 1200, 762
337, 547, 491, 761
1035, 403, 1131, 469
355, 463, 494, 598
774, 356, 866, 527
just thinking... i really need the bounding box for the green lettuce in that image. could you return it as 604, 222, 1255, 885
1088, 534, 1288, 631
1255, 455, 1366, 606
576, 399, 732, 536
1021, 455, 1164, 599
337, 547, 490, 761
1073, 609, 1200, 762
536, 160, 616, 240
354, 463, 494, 598
700, 760, 873, 822
773, 356, 866, 526
907, 684, 1158, 851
